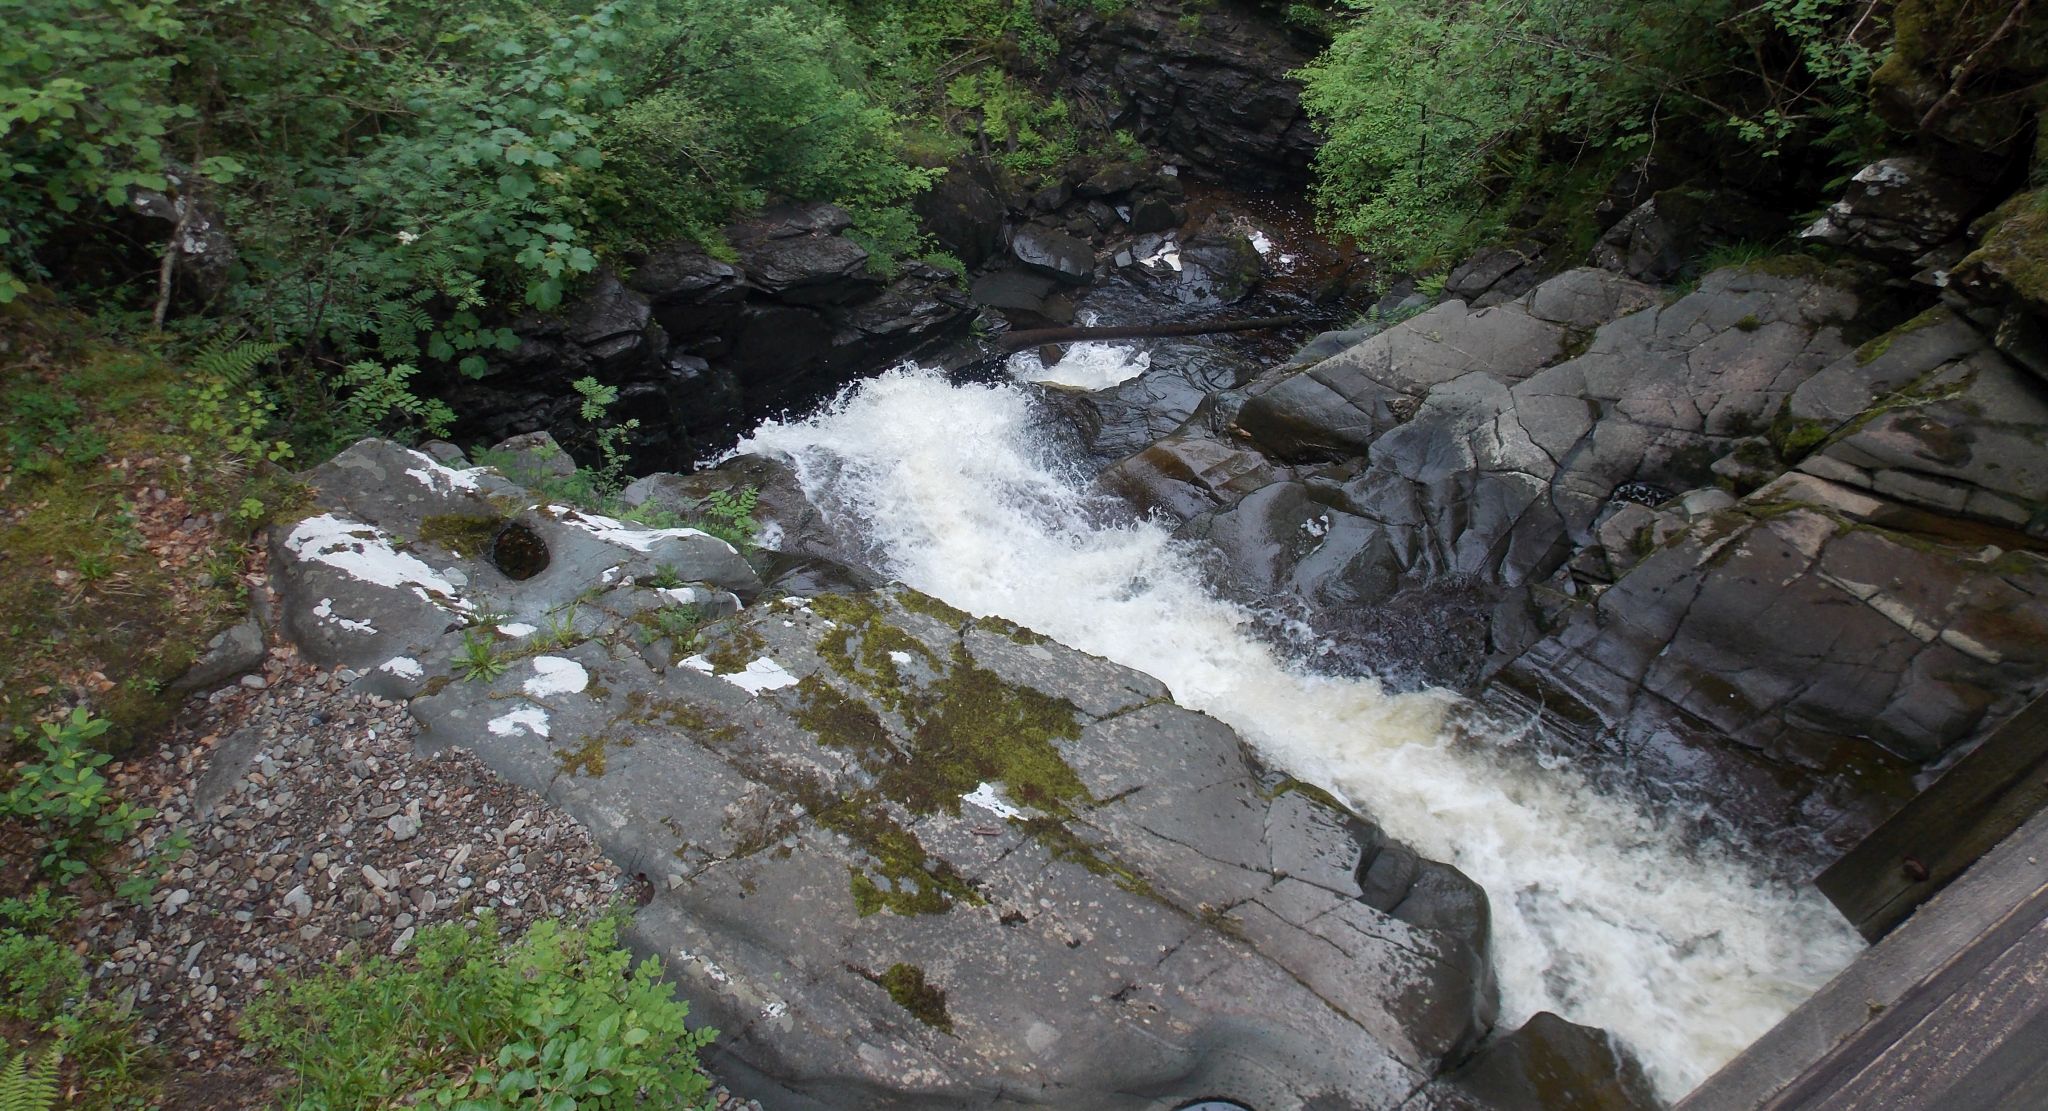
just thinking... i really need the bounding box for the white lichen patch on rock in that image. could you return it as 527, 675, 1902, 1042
523, 656, 590, 698
681, 654, 800, 694
545, 504, 738, 556
487, 705, 550, 738
403, 449, 488, 494
312, 598, 377, 634
962, 781, 1025, 820
378, 656, 423, 680
497, 623, 537, 638
659, 587, 700, 605
285, 513, 472, 611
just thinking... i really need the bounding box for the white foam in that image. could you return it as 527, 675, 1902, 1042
524, 656, 589, 698
1006, 343, 1151, 391
740, 365, 1862, 1100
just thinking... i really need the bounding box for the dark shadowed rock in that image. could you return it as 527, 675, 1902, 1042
913, 158, 1006, 269
727, 203, 881, 305
1012, 222, 1097, 284
1053, 1, 1320, 188
1799, 157, 1984, 262
1176, 232, 1262, 304
1414, 1011, 1656, 1111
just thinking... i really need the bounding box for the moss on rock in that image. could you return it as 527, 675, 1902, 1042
863, 963, 954, 1032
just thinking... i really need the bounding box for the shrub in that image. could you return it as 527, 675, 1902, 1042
243, 912, 716, 1110
1299, 0, 1889, 265
2, 709, 155, 883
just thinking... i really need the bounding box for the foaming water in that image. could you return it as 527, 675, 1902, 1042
740, 366, 1862, 1100
1005, 341, 1151, 390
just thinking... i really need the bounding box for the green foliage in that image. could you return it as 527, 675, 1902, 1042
0, 892, 87, 1026
0, 0, 191, 302
0, 1049, 60, 1111
573, 376, 637, 501
1299, 0, 1891, 264
3, 708, 155, 883
244, 912, 716, 1111
7, 0, 942, 432
335, 362, 458, 443
943, 71, 1079, 175
455, 631, 509, 683
173, 339, 293, 464
0, 382, 104, 478
696, 487, 761, 548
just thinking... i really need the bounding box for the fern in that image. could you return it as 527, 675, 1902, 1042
0, 1050, 60, 1111
189, 339, 286, 388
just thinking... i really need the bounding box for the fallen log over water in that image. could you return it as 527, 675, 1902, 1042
996, 314, 1304, 352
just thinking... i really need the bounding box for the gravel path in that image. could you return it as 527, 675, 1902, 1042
79, 641, 763, 1109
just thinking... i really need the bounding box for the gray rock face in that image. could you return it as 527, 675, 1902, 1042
1175, 232, 1262, 304
1012, 222, 1098, 285
1799, 157, 1983, 262
174, 619, 265, 692
127, 164, 238, 301
1234, 268, 1658, 462
267, 436, 1643, 1110
1782, 306, 2048, 532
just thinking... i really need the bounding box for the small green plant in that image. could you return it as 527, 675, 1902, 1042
640, 605, 705, 652
536, 607, 583, 652
244, 912, 716, 1110
1697, 241, 1777, 272
1416, 272, 1449, 299
648, 564, 685, 590
697, 487, 760, 548
0, 891, 86, 1026
574, 376, 639, 502
3, 709, 155, 882
0, 1049, 60, 1111
333, 360, 458, 441
455, 631, 510, 683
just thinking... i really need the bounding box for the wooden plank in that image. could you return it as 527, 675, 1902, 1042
1679, 810, 2048, 1111
1762, 882, 2048, 1110
1816, 692, 2048, 940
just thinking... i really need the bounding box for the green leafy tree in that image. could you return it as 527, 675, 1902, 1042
1299, 0, 1889, 264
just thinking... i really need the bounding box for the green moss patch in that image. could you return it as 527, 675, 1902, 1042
416, 513, 503, 557
814, 792, 983, 917
859, 963, 954, 1033
0, 300, 281, 747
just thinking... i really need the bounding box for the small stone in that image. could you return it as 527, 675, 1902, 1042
387, 813, 420, 841
239, 674, 268, 690
282, 885, 312, 918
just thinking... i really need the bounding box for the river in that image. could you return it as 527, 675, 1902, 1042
740, 363, 1864, 1101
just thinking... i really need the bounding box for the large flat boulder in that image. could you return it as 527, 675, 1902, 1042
267, 437, 1648, 1110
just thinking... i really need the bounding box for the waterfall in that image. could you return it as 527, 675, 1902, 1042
740, 365, 1862, 1100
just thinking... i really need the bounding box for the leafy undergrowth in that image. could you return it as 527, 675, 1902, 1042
245, 912, 715, 1111
0, 295, 298, 750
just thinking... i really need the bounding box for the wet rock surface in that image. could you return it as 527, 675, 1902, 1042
1076, 241, 2048, 865
265, 436, 1643, 1109
440, 202, 973, 472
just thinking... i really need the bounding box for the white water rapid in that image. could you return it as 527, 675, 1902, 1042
740, 365, 1864, 1101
